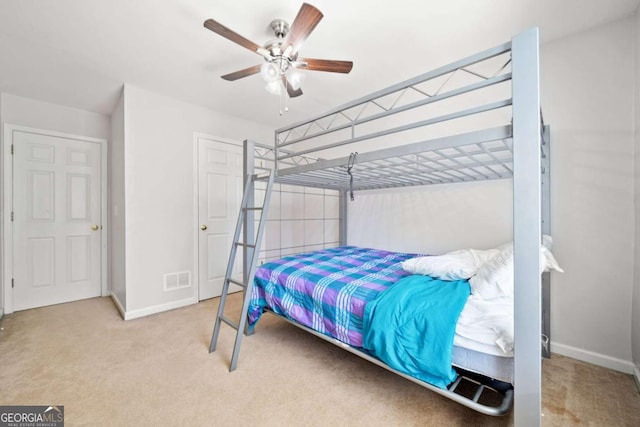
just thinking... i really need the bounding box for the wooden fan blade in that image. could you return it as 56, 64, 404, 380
297, 58, 353, 74
281, 75, 303, 98
282, 3, 323, 57
221, 64, 262, 81
204, 19, 270, 57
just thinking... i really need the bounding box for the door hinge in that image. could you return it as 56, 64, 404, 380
11, 278, 14, 288
10, 144, 14, 155
11, 211, 14, 222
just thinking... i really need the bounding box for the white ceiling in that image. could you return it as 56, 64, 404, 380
0, 0, 638, 128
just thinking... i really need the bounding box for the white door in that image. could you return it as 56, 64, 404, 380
197, 136, 243, 300
12, 131, 102, 311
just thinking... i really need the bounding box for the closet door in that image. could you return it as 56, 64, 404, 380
12, 130, 102, 310
197, 136, 243, 300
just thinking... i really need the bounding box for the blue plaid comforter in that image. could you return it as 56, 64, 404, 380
248, 246, 416, 347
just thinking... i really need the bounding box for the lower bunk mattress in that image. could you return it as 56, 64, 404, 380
248, 246, 513, 388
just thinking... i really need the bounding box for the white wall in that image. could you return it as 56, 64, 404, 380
0, 93, 110, 139
542, 17, 635, 369
349, 17, 637, 371
633, 8, 640, 382
349, 180, 513, 254
120, 84, 273, 316
110, 88, 126, 310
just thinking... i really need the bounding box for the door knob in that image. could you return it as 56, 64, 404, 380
91, 224, 100, 231
200, 224, 208, 231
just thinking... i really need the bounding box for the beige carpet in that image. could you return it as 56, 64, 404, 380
1, 294, 639, 426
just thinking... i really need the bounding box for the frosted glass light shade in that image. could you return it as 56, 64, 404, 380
288, 69, 305, 90
260, 62, 280, 82
265, 80, 282, 95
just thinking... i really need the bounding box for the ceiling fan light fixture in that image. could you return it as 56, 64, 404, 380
260, 62, 280, 82
288, 69, 305, 91
265, 80, 283, 95
204, 3, 352, 112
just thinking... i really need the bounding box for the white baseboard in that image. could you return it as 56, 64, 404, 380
0, 308, 4, 320
110, 293, 126, 319
634, 366, 640, 393
551, 341, 634, 374
121, 296, 197, 321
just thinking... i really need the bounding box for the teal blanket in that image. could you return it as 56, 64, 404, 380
362, 275, 470, 389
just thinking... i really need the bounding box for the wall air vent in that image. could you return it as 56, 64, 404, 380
163, 271, 191, 291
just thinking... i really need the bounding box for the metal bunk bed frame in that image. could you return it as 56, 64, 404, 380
211, 27, 547, 426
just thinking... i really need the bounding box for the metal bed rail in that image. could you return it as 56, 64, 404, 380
274, 125, 513, 191
265, 309, 514, 417
274, 42, 512, 189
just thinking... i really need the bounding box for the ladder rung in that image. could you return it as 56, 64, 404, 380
243, 207, 263, 211
219, 315, 239, 330
235, 242, 256, 248
227, 278, 247, 288
472, 385, 485, 403
448, 376, 463, 393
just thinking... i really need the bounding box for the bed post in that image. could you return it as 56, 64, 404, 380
512, 28, 542, 426
339, 190, 348, 246
541, 125, 551, 358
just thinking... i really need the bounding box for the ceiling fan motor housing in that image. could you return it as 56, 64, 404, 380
270, 19, 289, 39
265, 19, 296, 71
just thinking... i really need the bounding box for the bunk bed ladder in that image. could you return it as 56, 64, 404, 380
209, 170, 275, 371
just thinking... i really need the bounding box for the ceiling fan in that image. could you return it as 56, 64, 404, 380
203, 3, 353, 99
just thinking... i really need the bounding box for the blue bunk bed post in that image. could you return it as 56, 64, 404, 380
511, 27, 543, 426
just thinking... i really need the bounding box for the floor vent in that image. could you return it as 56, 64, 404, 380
163, 271, 191, 291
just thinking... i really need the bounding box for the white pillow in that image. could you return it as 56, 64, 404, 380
469, 242, 563, 299
542, 246, 563, 272
401, 248, 499, 281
